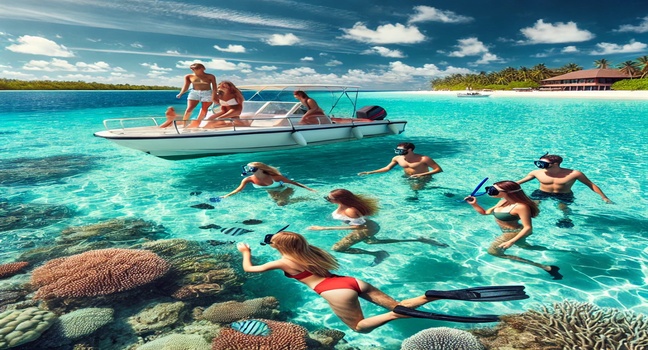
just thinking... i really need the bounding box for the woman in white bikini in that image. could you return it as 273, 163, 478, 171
308, 189, 447, 266
464, 180, 563, 280
222, 162, 316, 206
161, 63, 217, 128
200, 80, 247, 128
293, 90, 331, 125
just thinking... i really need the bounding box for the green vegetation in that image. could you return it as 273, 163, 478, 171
431, 55, 648, 91
0, 79, 177, 90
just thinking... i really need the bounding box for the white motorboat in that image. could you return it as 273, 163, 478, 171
94, 84, 407, 160
457, 91, 490, 98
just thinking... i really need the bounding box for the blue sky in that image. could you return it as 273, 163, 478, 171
1, 0, 647, 90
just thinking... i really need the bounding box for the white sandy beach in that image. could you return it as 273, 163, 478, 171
407, 90, 648, 100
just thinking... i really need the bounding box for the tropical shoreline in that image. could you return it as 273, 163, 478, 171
408, 90, 648, 100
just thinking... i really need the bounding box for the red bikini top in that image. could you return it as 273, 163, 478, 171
284, 270, 314, 280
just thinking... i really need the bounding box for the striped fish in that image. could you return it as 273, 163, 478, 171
220, 227, 253, 236
231, 320, 270, 336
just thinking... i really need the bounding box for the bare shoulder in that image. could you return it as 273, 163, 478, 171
344, 207, 361, 218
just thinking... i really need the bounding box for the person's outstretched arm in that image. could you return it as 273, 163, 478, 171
222, 178, 251, 198
516, 172, 536, 184
278, 176, 316, 192
237, 243, 287, 272
575, 171, 613, 203
358, 158, 398, 175
464, 196, 493, 215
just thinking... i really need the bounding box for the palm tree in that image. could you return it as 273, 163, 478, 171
559, 63, 582, 74
637, 55, 648, 78
594, 58, 611, 69
618, 61, 640, 78
531, 63, 553, 81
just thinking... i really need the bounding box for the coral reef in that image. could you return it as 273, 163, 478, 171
172, 284, 223, 300
57, 218, 167, 244
137, 333, 211, 350
31, 307, 114, 348
196, 297, 280, 324
211, 319, 308, 350
401, 327, 486, 350
31, 248, 170, 300
0, 307, 57, 349
0, 155, 96, 187
0, 201, 72, 232
128, 302, 187, 334
473, 300, 648, 350
0, 262, 29, 279
307, 328, 346, 348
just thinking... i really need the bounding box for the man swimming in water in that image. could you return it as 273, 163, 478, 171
358, 142, 442, 192
516, 153, 612, 227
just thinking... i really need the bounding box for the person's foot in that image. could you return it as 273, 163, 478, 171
369, 251, 390, 267
417, 237, 449, 247
556, 218, 574, 228
546, 265, 563, 280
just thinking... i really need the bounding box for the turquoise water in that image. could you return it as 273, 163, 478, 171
1, 91, 647, 348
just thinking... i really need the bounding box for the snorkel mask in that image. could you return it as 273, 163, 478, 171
260, 224, 290, 246
241, 164, 259, 176
485, 186, 522, 196
533, 152, 551, 169
394, 148, 408, 155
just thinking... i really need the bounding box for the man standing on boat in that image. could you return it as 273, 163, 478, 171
358, 142, 443, 191
160, 63, 217, 128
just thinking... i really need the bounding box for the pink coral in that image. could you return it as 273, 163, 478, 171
211, 319, 308, 350
31, 248, 169, 300
0, 261, 29, 279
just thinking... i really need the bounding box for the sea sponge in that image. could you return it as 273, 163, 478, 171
0, 307, 57, 349
128, 301, 186, 334
518, 300, 648, 350
31, 248, 170, 300
401, 327, 486, 350
137, 334, 211, 350
32, 307, 114, 347
197, 297, 279, 324
0, 262, 29, 279
58, 218, 165, 243
211, 319, 308, 350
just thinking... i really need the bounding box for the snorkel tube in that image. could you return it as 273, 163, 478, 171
470, 177, 489, 197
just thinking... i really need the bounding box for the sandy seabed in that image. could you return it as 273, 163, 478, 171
407, 90, 648, 100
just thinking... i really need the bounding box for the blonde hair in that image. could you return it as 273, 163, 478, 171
248, 162, 282, 177
329, 189, 379, 216
271, 231, 338, 276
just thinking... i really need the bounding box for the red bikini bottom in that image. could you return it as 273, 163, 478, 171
313, 275, 361, 295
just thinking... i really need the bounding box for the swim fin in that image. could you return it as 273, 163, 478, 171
425, 285, 529, 302
393, 306, 499, 323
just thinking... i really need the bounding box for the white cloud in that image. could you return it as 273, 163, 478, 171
0, 70, 35, 79
141, 63, 172, 72
300, 56, 314, 61
255, 65, 277, 71
562, 45, 578, 53
408, 6, 473, 24
340, 22, 425, 44
166, 50, 180, 55
590, 40, 647, 55
615, 16, 648, 33
6, 35, 74, 57
131, 43, 143, 49
22, 58, 115, 72
263, 33, 299, 46
177, 59, 251, 71
325, 60, 343, 67
362, 46, 405, 58
282, 67, 318, 75
449, 37, 489, 57
214, 44, 246, 53
520, 19, 594, 44
474, 53, 500, 65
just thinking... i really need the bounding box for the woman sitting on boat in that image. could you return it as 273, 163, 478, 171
293, 90, 331, 125
197, 81, 247, 128
222, 162, 316, 206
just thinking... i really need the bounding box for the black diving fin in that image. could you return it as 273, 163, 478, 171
393, 306, 499, 323
425, 285, 529, 302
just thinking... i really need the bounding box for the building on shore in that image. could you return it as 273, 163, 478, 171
540, 69, 632, 91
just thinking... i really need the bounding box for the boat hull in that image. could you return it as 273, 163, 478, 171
94, 121, 407, 160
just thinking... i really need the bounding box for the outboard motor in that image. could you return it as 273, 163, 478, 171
356, 105, 387, 120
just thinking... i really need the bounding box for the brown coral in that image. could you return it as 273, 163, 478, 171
31, 248, 169, 300
211, 319, 308, 350
197, 297, 280, 324
0, 261, 29, 279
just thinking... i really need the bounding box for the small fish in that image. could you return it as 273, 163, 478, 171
231, 320, 270, 336
242, 219, 263, 225
220, 227, 253, 236
199, 224, 222, 230
191, 203, 215, 210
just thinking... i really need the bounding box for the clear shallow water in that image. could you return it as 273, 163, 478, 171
1, 91, 647, 348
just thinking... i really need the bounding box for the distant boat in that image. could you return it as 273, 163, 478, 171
457, 91, 490, 98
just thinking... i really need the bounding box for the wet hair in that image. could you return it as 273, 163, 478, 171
541, 154, 563, 164
247, 162, 282, 177
219, 80, 244, 103
328, 189, 379, 216
271, 231, 338, 276
294, 90, 309, 99
190, 63, 205, 70
397, 142, 415, 151
494, 181, 539, 218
